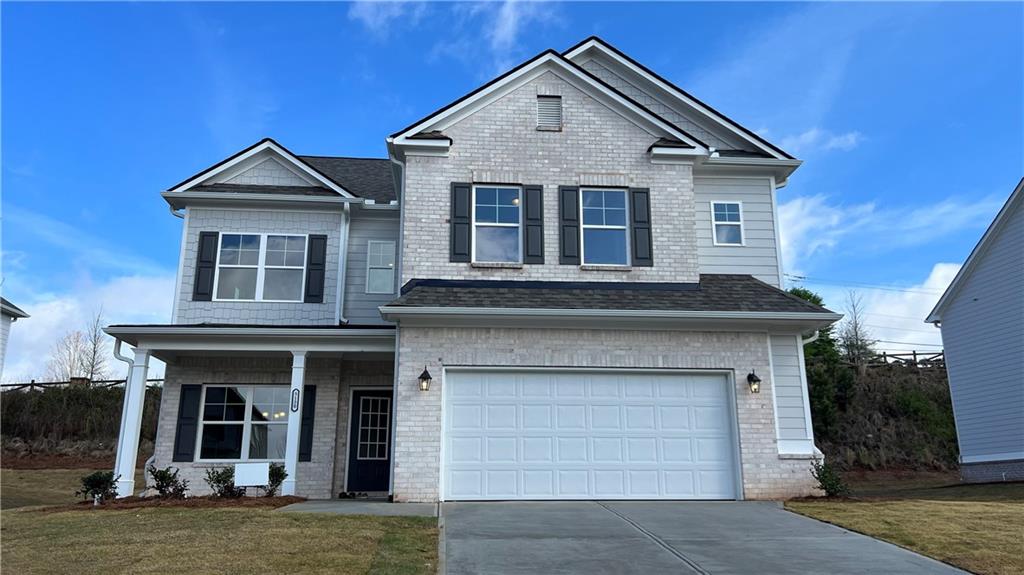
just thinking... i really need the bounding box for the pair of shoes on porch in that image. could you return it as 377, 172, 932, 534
338, 491, 369, 499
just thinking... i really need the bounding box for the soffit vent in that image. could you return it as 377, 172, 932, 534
537, 95, 562, 131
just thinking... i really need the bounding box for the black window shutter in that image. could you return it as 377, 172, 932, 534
450, 182, 472, 262
192, 232, 219, 301
304, 235, 328, 303
558, 186, 580, 265
630, 188, 653, 267
172, 384, 203, 462
299, 385, 317, 462
523, 185, 545, 264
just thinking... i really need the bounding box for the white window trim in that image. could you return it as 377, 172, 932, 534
711, 201, 745, 247
195, 384, 290, 463
365, 240, 397, 295
580, 188, 631, 266
471, 184, 523, 264
212, 233, 309, 303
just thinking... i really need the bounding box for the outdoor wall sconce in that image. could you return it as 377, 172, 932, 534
746, 370, 761, 393
418, 366, 432, 392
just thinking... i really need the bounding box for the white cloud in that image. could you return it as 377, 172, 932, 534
779, 128, 863, 156
348, 1, 428, 37
3, 275, 175, 383
778, 193, 1004, 276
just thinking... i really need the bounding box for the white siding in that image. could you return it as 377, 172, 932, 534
695, 177, 781, 287
770, 334, 810, 441
940, 200, 1024, 461
0, 314, 12, 378
224, 157, 311, 187
343, 213, 400, 325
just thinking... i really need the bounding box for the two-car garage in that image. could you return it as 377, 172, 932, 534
442, 370, 741, 501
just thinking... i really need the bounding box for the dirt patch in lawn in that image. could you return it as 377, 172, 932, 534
39, 495, 305, 513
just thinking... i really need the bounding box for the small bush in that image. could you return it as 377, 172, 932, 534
147, 464, 189, 498
204, 467, 245, 498
264, 463, 287, 497
810, 459, 849, 497
77, 471, 119, 503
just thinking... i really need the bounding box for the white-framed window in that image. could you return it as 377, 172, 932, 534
711, 202, 744, 246
214, 233, 307, 302
472, 185, 522, 263
197, 385, 290, 461
581, 188, 629, 265
356, 396, 391, 460
366, 240, 396, 294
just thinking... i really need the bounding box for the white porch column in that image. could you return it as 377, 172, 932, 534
114, 349, 150, 497
282, 351, 307, 496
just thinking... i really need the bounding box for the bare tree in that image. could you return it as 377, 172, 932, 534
838, 291, 876, 371
82, 308, 110, 381
44, 309, 110, 382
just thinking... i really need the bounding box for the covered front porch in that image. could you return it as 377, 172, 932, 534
104, 324, 396, 499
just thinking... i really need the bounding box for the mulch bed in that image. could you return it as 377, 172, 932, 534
35, 495, 306, 513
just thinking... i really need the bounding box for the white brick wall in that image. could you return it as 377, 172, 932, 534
401, 71, 699, 284
175, 208, 342, 325
392, 326, 819, 502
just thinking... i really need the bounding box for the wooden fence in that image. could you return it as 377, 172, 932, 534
0, 378, 165, 392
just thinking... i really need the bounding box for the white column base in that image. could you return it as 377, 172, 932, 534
281, 479, 298, 497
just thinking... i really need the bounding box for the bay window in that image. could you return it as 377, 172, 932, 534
198, 385, 290, 461
473, 185, 521, 263
214, 233, 307, 301
581, 189, 629, 265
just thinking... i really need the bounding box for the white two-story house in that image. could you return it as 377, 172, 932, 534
108, 37, 840, 502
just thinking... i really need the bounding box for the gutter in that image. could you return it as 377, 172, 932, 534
801, 330, 820, 345
105, 326, 397, 338
161, 191, 365, 209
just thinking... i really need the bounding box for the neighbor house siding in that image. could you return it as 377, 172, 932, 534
940, 201, 1024, 464
694, 177, 782, 287
174, 207, 343, 325
401, 70, 699, 284
770, 334, 810, 442
0, 313, 12, 377
343, 213, 399, 325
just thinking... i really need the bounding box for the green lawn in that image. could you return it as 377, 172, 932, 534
1, 469, 439, 575
787, 476, 1024, 575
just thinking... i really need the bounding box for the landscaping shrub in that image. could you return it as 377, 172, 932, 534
204, 467, 245, 498
264, 463, 287, 497
147, 464, 189, 498
77, 471, 119, 503
810, 460, 849, 497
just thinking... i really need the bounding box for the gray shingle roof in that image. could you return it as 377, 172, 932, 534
389, 275, 834, 314
192, 183, 338, 197
1, 297, 28, 318
298, 156, 396, 202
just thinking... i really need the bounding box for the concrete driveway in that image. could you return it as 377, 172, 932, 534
441, 501, 964, 574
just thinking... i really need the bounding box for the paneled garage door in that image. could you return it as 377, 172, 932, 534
442, 370, 739, 500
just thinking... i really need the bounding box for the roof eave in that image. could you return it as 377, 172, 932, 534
161, 190, 364, 210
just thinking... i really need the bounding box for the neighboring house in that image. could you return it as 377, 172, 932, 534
0, 297, 29, 378
926, 178, 1024, 483
106, 37, 840, 501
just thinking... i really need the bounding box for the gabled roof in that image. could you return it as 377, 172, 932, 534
563, 36, 795, 160
926, 178, 1024, 323
1, 297, 29, 319
297, 156, 396, 203
388, 49, 709, 151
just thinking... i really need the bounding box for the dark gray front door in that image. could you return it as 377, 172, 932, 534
347, 389, 393, 492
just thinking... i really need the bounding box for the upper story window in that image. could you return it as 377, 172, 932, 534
366, 240, 396, 294
581, 189, 629, 265
215, 233, 307, 302
473, 185, 521, 263
198, 385, 289, 461
537, 95, 562, 130
711, 202, 744, 246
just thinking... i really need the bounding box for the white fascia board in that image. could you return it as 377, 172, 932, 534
695, 156, 802, 186
167, 140, 354, 198
161, 191, 361, 210
104, 326, 396, 353
564, 40, 789, 161
926, 179, 1023, 323
390, 53, 707, 152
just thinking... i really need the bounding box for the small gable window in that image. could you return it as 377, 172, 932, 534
473, 185, 522, 263
712, 202, 744, 246
366, 241, 396, 294
581, 189, 629, 265
537, 95, 562, 131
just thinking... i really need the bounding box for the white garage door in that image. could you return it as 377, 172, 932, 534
443, 370, 739, 501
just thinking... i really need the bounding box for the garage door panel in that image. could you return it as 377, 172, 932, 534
444, 371, 738, 500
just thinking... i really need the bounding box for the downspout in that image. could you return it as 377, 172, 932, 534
386, 143, 405, 499
168, 205, 184, 219
802, 330, 820, 345
335, 204, 350, 324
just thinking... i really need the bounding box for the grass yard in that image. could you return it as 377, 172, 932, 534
787, 474, 1024, 575
1, 468, 439, 575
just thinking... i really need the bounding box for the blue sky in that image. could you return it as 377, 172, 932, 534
2, 1, 1022, 379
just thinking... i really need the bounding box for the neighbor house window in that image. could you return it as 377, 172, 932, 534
198, 385, 290, 461
581, 189, 629, 265
711, 202, 744, 246
366, 240, 396, 294
473, 185, 521, 263
215, 234, 307, 301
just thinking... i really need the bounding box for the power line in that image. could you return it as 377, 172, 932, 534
785, 274, 943, 295
864, 323, 941, 335
873, 339, 944, 348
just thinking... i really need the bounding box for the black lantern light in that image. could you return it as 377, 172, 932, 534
746, 370, 761, 393
418, 366, 433, 392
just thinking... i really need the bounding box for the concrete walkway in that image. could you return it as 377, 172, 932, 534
277, 499, 438, 517
442, 501, 965, 575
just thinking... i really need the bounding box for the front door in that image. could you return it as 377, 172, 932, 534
347, 389, 393, 492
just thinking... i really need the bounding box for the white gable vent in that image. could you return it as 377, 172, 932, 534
537, 95, 562, 131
